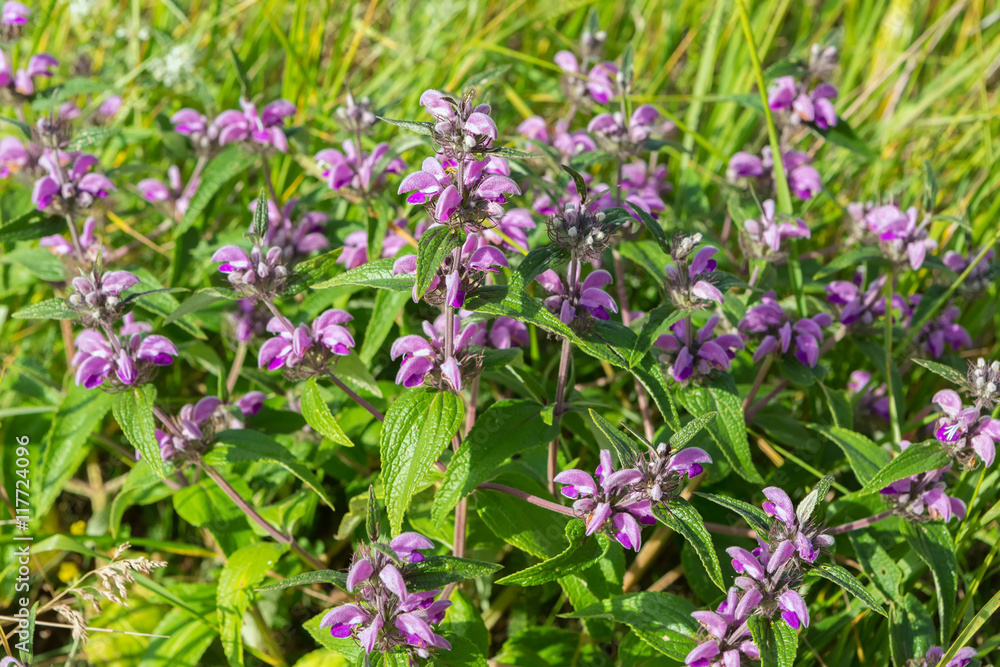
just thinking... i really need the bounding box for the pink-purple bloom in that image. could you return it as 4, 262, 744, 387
40, 216, 100, 259
686, 587, 761, 667
137, 165, 198, 218
254, 198, 329, 263
738, 291, 831, 367
932, 389, 1000, 468
393, 231, 508, 308
742, 199, 810, 257
910, 297, 971, 359
826, 273, 908, 327
0, 49, 57, 97
315, 141, 406, 194
917, 646, 978, 667
257, 309, 356, 373
32, 151, 115, 212
389, 315, 484, 390
536, 266, 618, 326
72, 314, 178, 389
554, 50, 618, 104
654, 315, 744, 383
881, 441, 967, 523
728, 147, 822, 200
214, 98, 296, 152
338, 218, 413, 270
768, 75, 838, 129
665, 241, 725, 308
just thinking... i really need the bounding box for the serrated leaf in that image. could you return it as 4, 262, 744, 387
475, 472, 569, 558
360, 290, 408, 364
366, 485, 380, 541
588, 409, 643, 469
911, 358, 966, 387
809, 424, 891, 485
433, 399, 557, 524
902, 521, 957, 641
669, 412, 717, 449
381, 390, 464, 533
748, 616, 798, 667
463, 64, 511, 91
0, 208, 64, 243
249, 187, 269, 239
889, 593, 935, 666
696, 492, 772, 535
415, 225, 462, 300
377, 116, 434, 135
561, 164, 588, 202
207, 429, 336, 510
497, 521, 609, 586
301, 377, 354, 448
164, 288, 228, 326
256, 570, 348, 592
626, 201, 669, 251
653, 498, 725, 591
177, 146, 253, 234
67, 126, 119, 151
219, 542, 288, 667
795, 475, 834, 526
12, 298, 78, 320
858, 441, 951, 495
484, 145, 543, 159
805, 563, 887, 617
311, 256, 414, 292
403, 555, 502, 591
628, 302, 685, 367
286, 247, 345, 296
112, 385, 166, 479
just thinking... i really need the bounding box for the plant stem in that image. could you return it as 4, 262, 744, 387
613, 247, 656, 441
548, 336, 573, 496
827, 510, 894, 535
744, 379, 789, 422
477, 483, 576, 518
260, 157, 282, 209
742, 355, 774, 411
884, 266, 902, 446
199, 460, 326, 570
324, 369, 384, 422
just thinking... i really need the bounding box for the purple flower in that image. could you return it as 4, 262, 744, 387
760, 487, 834, 563
214, 98, 295, 152
390, 315, 484, 390
554, 450, 654, 551
727, 540, 813, 631
0, 49, 57, 97
664, 240, 726, 308
235, 391, 266, 417
488, 316, 528, 349
393, 232, 508, 307
40, 216, 100, 259
742, 199, 810, 256
618, 161, 671, 216
554, 51, 618, 104
518, 117, 596, 162
482, 207, 536, 253
826, 273, 908, 327
252, 198, 329, 263
257, 309, 355, 373
881, 441, 966, 522
738, 291, 831, 367
418, 88, 498, 157
686, 587, 761, 667
211, 243, 289, 300
32, 151, 115, 212
587, 104, 663, 153
314, 140, 406, 194
910, 298, 971, 359
0, 135, 29, 178
855, 203, 937, 270
2, 1, 29, 25
67, 268, 139, 323
137, 165, 198, 218
72, 314, 178, 390
768, 74, 839, 129
919, 646, 978, 667
97, 95, 123, 120
847, 370, 890, 422
943, 248, 994, 295
536, 266, 618, 326
230, 299, 269, 342
932, 389, 1000, 468
338, 218, 414, 270
654, 315, 744, 383
634, 442, 712, 502
728, 148, 821, 200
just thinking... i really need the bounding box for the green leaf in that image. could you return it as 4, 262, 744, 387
902, 521, 957, 642
588, 408, 643, 469
911, 358, 966, 387
207, 429, 336, 510
359, 290, 408, 364
311, 256, 414, 292
376, 115, 435, 135
0, 114, 31, 137
748, 616, 798, 667
812, 246, 884, 280
696, 492, 772, 535
626, 201, 669, 251
670, 411, 717, 449
628, 302, 684, 367
110, 461, 173, 537
1, 247, 66, 281
813, 118, 878, 161
18, 601, 37, 665
496, 521, 609, 586
12, 298, 78, 320
818, 382, 853, 429
653, 498, 725, 592
794, 475, 834, 526
415, 225, 462, 300
67, 126, 119, 151
218, 542, 288, 667
849, 531, 902, 601
433, 399, 557, 524
0, 209, 63, 243
483, 145, 543, 159
381, 389, 464, 533
475, 472, 569, 558
248, 187, 269, 239
366, 485, 380, 541
286, 247, 345, 296
805, 563, 887, 617
561, 164, 588, 202
303, 611, 363, 661
889, 593, 935, 667
141, 607, 218, 667
435, 633, 489, 667
301, 377, 355, 448
809, 424, 891, 485
229, 44, 252, 95
676, 373, 763, 483
112, 385, 166, 478
256, 570, 348, 592
35, 384, 114, 520
177, 146, 253, 234
163, 288, 229, 326
563, 592, 698, 661
403, 555, 503, 591
858, 441, 952, 495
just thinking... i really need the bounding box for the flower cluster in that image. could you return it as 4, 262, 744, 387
536, 266, 618, 327
151, 393, 264, 463
553, 42, 617, 105
767, 45, 840, 130
631, 441, 713, 502
517, 116, 595, 162
739, 291, 831, 367
320, 532, 451, 662
256, 198, 330, 263
847, 370, 890, 423
544, 199, 621, 261
41, 216, 101, 261
655, 315, 744, 383
393, 232, 507, 308
554, 450, 655, 551
314, 140, 406, 195
728, 147, 822, 200
33, 152, 116, 213
686, 587, 761, 667
0, 50, 57, 100
943, 247, 994, 295
1, 0, 30, 40
258, 309, 356, 377
137, 165, 199, 218
909, 646, 978, 667
73, 314, 178, 390
931, 389, 1000, 469
171, 98, 295, 154
664, 237, 725, 308
740, 199, 810, 258
390, 315, 484, 390
965, 357, 1000, 410
67, 267, 139, 326
908, 297, 971, 359
211, 243, 289, 302
851, 202, 938, 271
826, 272, 907, 328
587, 104, 664, 156
880, 441, 966, 523
339, 218, 414, 270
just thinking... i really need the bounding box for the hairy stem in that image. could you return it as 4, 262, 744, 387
477, 483, 576, 518
827, 510, 894, 535
325, 369, 385, 422
548, 336, 573, 496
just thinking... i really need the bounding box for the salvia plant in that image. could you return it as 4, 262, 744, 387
1, 3, 999, 667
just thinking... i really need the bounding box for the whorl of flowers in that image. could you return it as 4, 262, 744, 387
909, 646, 978, 667
41, 216, 102, 261
553, 43, 617, 105
931, 389, 1000, 469
544, 197, 621, 262
740, 199, 810, 258
853, 203, 937, 271
630, 441, 713, 503
943, 247, 995, 296
418, 88, 499, 158
393, 232, 508, 308
390, 315, 484, 391
685, 587, 761, 667
517, 116, 595, 162
587, 104, 664, 156
664, 235, 725, 308
738, 291, 831, 367
215, 98, 296, 153
33, 151, 116, 212
320, 531, 451, 662
211, 243, 289, 302
151, 393, 264, 463
335, 90, 378, 135
554, 450, 656, 551
170, 108, 220, 153
66, 266, 140, 326
314, 140, 406, 195
536, 266, 618, 328
767, 45, 839, 130
964, 357, 1000, 410
847, 370, 890, 423
655, 315, 744, 383
759, 486, 834, 565
137, 165, 199, 219
72, 313, 178, 390
0, 48, 57, 99
257, 310, 356, 379
728, 147, 822, 201
908, 297, 971, 360
339, 218, 414, 270
254, 198, 330, 263
880, 441, 966, 523
826, 272, 908, 328
1, 0, 30, 40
